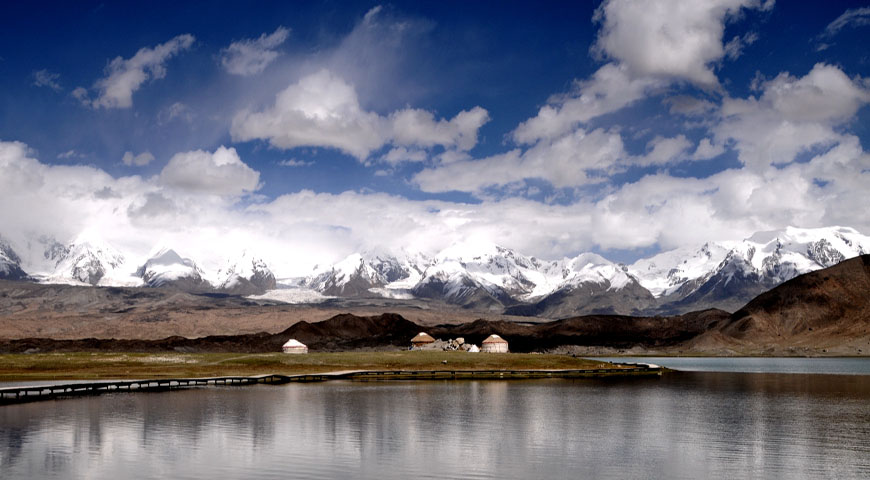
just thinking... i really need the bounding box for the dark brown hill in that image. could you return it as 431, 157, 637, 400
431, 309, 729, 352
708, 255, 870, 349
272, 313, 421, 350
0, 310, 729, 354
0, 313, 423, 354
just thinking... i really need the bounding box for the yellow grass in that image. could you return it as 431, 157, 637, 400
0, 351, 618, 382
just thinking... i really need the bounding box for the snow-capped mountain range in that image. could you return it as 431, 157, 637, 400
300, 226, 869, 315
0, 235, 276, 295
0, 226, 867, 316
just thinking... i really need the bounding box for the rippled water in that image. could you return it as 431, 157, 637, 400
2, 372, 870, 479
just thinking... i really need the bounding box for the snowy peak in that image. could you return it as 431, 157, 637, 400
305, 252, 411, 296
629, 242, 733, 297
423, 242, 540, 298
560, 252, 636, 291
630, 226, 870, 300
0, 236, 28, 280
136, 248, 206, 289
215, 251, 276, 294
306, 242, 643, 308
50, 240, 128, 286
40, 236, 69, 267
720, 226, 869, 284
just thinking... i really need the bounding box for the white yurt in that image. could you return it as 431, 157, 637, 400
410, 332, 436, 350
467, 344, 480, 353
282, 339, 308, 354
481, 334, 508, 353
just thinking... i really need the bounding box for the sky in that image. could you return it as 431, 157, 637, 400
1, 0, 870, 274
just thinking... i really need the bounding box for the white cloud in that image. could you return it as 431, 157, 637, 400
634, 135, 693, 166
127, 192, 177, 218
821, 7, 870, 38
2, 136, 870, 278
32, 69, 62, 91
513, 63, 660, 144
220, 26, 289, 76
77, 34, 195, 109
715, 63, 870, 170
57, 150, 84, 160
592, 0, 772, 87
277, 158, 313, 167
122, 151, 155, 167
691, 138, 726, 160
414, 128, 626, 193
71, 87, 88, 102
664, 96, 718, 116
159, 146, 260, 196
230, 70, 386, 158
390, 106, 489, 151
231, 69, 490, 160
158, 102, 193, 124
380, 147, 427, 165
756, 63, 870, 123
723, 31, 758, 60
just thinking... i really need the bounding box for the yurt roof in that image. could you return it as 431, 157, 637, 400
482, 334, 507, 344
411, 332, 435, 343
282, 339, 307, 348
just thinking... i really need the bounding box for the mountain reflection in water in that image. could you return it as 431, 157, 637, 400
2, 371, 869, 479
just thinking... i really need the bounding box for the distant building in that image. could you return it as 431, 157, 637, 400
410, 332, 436, 349
481, 334, 508, 353
282, 339, 308, 354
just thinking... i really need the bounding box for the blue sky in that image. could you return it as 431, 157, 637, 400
1, 1, 869, 271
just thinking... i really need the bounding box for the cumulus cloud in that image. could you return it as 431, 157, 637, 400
755, 63, 870, 123
715, 63, 870, 170
390, 106, 489, 151
691, 138, 726, 160
76, 34, 194, 109
32, 69, 62, 91
2, 136, 870, 278
220, 26, 289, 76
513, 63, 660, 144
121, 151, 155, 167
592, 0, 772, 87
159, 146, 260, 196
380, 147, 427, 165
634, 135, 693, 166
231, 69, 490, 159
414, 128, 626, 193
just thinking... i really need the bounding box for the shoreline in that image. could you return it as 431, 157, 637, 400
0, 365, 664, 404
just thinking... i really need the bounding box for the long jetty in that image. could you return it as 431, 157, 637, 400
0, 365, 662, 405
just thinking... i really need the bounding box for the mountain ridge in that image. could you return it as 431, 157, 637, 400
0, 225, 867, 317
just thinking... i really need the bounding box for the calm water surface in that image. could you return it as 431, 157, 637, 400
593, 356, 870, 374
2, 365, 870, 479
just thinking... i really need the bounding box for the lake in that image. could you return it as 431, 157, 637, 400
2, 359, 869, 479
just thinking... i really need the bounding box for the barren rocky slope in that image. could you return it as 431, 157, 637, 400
689, 255, 870, 354
0, 280, 518, 340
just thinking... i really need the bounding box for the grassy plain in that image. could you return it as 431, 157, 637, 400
0, 351, 618, 382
